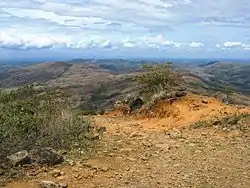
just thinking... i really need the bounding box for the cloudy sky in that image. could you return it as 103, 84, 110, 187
0, 0, 250, 60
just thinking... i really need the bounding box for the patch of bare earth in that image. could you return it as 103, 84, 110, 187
4, 94, 250, 188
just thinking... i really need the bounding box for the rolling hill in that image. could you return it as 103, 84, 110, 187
0, 60, 250, 111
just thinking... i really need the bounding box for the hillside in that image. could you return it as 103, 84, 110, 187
4, 94, 250, 188
1, 60, 250, 112
1, 61, 250, 188
0, 62, 72, 88
192, 62, 250, 94
0, 61, 138, 111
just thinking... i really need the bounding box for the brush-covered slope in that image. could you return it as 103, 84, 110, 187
198, 62, 250, 94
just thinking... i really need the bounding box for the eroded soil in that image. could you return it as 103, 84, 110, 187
4, 94, 250, 188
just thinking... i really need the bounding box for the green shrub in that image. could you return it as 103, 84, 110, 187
191, 113, 250, 131
190, 120, 212, 129
0, 85, 95, 163
133, 63, 183, 94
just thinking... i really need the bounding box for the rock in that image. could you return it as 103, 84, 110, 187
100, 166, 109, 172
120, 148, 133, 152
166, 130, 182, 139
60, 150, 67, 155
92, 132, 100, 140
189, 143, 196, 147
130, 132, 142, 138
230, 125, 238, 130
82, 162, 109, 172
51, 169, 62, 177
57, 176, 65, 181
28, 169, 40, 177
30, 148, 64, 166
39, 181, 58, 188
127, 157, 137, 161
228, 130, 243, 137
173, 163, 181, 168
65, 159, 75, 166
59, 182, 68, 188
155, 144, 170, 151
201, 99, 208, 104
201, 132, 208, 136
130, 97, 144, 111
39, 180, 68, 188
0, 169, 4, 176
213, 120, 221, 126
194, 149, 203, 154
7, 150, 31, 166
97, 126, 107, 134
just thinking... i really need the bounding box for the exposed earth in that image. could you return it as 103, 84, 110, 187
3, 94, 250, 188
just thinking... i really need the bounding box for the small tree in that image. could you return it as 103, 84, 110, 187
133, 62, 183, 94
224, 86, 235, 96
222, 85, 235, 104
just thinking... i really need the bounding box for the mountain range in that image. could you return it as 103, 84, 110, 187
0, 59, 249, 110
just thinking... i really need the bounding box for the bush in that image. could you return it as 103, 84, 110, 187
133, 63, 183, 94
0, 85, 95, 163
117, 63, 185, 112
191, 113, 250, 131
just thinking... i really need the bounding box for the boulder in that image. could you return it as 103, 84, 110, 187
30, 148, 64, 166
228, 130, 243, 137
130, 97, 144, 111
7, 150, 31, 166
39, 181, 68, 188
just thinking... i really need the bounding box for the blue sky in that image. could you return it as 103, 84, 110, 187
0, 0, 250, 60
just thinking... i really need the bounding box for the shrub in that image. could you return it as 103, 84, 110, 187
118, 63, 185, 112
0, 85, 95, 163
191, 113, 250, 131
133, 63, 183, 94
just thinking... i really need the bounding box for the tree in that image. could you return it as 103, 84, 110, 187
224, 86, 235, 96
133, 63, 183, 94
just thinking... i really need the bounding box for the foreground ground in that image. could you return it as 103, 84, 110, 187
4, 94, 250, 188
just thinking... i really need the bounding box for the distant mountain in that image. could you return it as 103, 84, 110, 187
0, 61, 138, 110
66, 59, 144, 73
199, 61, 220, 67
193, 62, 250, 94
0, 62, 72, 88
1, 60, 250, 110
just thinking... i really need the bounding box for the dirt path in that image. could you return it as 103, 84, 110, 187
4, 95, 250, 188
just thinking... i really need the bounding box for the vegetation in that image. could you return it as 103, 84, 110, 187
79, 84, 109, 115
113, 63, 186, 114
223, 86, 235, 96
191, 113, 250, 131
0, 85, 95, 163
133, 63, 183, 94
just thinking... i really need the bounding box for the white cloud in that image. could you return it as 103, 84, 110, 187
139, 34, 183, 48
0, 29, 63, 49
183, 0, 192, 4
123, 42, 137, 48
0, 29, 114, 50
224, 42, 244, 47
214, 41, 250, 51
189, 42, 204, 47
0, 0, 249, 56
1, 28, 206, 50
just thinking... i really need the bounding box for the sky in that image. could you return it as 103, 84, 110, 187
0, 0, 250, 60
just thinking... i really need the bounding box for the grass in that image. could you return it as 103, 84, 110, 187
0, 85, 96, 165
191, 113, 250, 131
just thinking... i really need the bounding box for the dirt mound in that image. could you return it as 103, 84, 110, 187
104, 93, 250, 131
